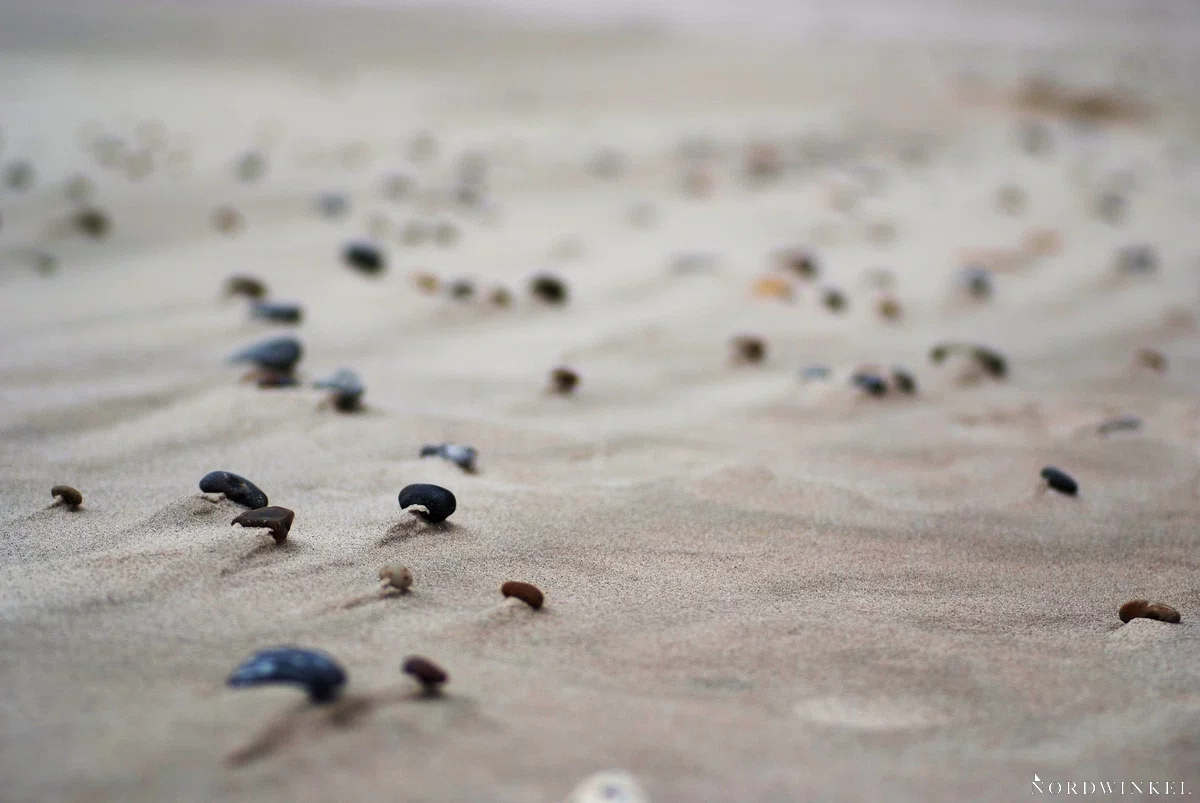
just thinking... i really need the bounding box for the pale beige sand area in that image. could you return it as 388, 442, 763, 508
3, 1, 1200, 801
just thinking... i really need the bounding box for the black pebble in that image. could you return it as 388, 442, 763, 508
851, 372, 888, 397
1116, 244, 1156, 275
227, 646, 347, 704
251, 301, 303, 324
1040, 466, 1078, 496
343, 241, 385, 275
398, 483, 456, 523
529, 273, 568, 304
199, 470, 269, 508
228, 336, 303, 373
890, 368, 917, 394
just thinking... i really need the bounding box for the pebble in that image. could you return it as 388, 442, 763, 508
420, 443, 478, 473
447, 278, 475, 300
51, 485, 83, 509
1116, 243, 1157, 275
379, 564, 414, 592
959, 266, 993, 300
930, 343, 1007, 379
72, 208, 111, 239
402, 655, 448, 695
1040, 466, 1078, 496
381, 172, 415, 200
231, 506, 295, 544
799, 364, 832, 381
1135, 348, 1167, 373
398, 483, 457, 523
199, 471, 269, 509
224, 275, 268, 300
433, 221, 459, 247
1096, 414, 1142, 435
490, 286, 513, 307
212, 206, 243, 234
229, 336, 303, 374
564, 771, 650, 803
1095, 190, 1126, 224
412, 272, 441, 295
234, 151, 267, 183
227, 646, 347, 704
996, 184, 1027, 215
778, 248, 819, 280
315, 192, 349, 219
851, 371, 888, 397
313, 369, 365, 412
549, 366, 580, 395
530, 273, 569, 305
5, 159, 35, 191
876, 295, 902, 321
251, 301, 303, 325
501, 581, 544, 610
890, 368, 917, 394
730, 334, 766, 364
822, 287, 848, 313
1118, 599, 1181, 624
342, 240, 386, 276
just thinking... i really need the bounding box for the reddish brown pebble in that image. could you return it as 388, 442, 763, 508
730, 334, 766, 364
549, 366, 580, 394
778, 249, 819, 280
51, 485, 83, 508
501, 580, 544, 610
402, 655, 448, 694
1119, 599, 1181, 624
231, 506, 295, 543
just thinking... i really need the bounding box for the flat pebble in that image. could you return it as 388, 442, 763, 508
227, 646, 346, 704
501, 580, 544, 610
342, 240, 385, 276
1040, 466, 1078, 496
402, 655, 448, 694
251, 301, 303, 324
199, 470, 269, 509
228, 336, 303, 373
231, 506, 295, 543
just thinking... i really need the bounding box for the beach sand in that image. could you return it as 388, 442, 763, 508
3, 2, 1200, 801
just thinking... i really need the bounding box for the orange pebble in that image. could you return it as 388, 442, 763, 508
752, 275, 794, 301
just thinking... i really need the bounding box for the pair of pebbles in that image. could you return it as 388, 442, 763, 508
200, 471, 294, 543
851, 367, 916, 397
228, 335, 364, 410
929, 342, 1007, 379
227, 648, 448, 703
224, 274, 302, 325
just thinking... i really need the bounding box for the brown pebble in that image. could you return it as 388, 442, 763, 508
213, 206, 243, 234
1136, 347, 1167, 373
730, 334, 766, 364
777, 249, 819, 280
548, 366, 580, 394
402, 655, 448, 694
231, 506, 295, 543
51, 485, 83, 508
224, 275, 268, 300
489, 286, 513, 307
501, 580, 544, 610
876, 295, 902, 321
412, 271, 440, 294
379, 565, 414, 593
447, 278, 475, 300
1119, 599, 1181, 624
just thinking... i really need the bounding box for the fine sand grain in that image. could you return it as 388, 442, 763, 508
3, 2, 1200, 801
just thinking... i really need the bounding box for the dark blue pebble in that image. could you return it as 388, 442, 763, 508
227, 646, 347, 704
851, 372, 888, 397
228, 336, 303, 373
251, 301, 303, 324
343, 241, 385, 275
199, 470, 269, 509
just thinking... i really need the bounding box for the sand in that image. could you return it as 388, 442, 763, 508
3, 1, 1200, 801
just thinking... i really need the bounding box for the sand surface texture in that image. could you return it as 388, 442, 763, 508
3, 2, 1200, 801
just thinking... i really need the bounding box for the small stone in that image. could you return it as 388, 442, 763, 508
1040, 466, 1078, 496
251, 301, 303, 325
400, 219, 428, 245
960, 266, 993, 300
1096, 414, 1141, 435
199, 471, 269, 509
730, 334, 766, 364
489, 286, 513, 307
822, 287, 848, 313
342, 241, 385, 276
752, 275, 794, 301
420, 443, 478, 473
379, 564, 414, 592
398, 483, 456, 523
876, 295, 902, 321
996, 184, 1027, 215
433, 221, 459, 247
402, 655, 448, 695
549, 366, 580, 395
447, 278, 475, 300
1095, 190, 1126, 224
381, 172, 415, 200
72, 208, 111, 239
315, 192, 349, 219
232, 506, 295, 543
530, 273, 568, 305
51, 485, 83, 508
64, 174, 95, 204
213, 206, 243, 234
851, 371, 888, 397
235, 151, 267, 183
799, 364, 831, 381
5, 160, 35, 191
1136, 347, 1167, 373
1116, 244, 1157, 275
229, 336, 303, 374
227, 646, 346, 704
890, 368, 917, 394
224, 275, 267, 300
501, 580, 544, 610
1119, 599, 1180, 624
778, 249, 819, 280
313, 369, 365, 412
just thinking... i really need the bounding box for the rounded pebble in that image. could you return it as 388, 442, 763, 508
342, 240, 385, 276
1119, 599, 1181, 624
228, 336, 303, 373
51, 485, 83, 508
501, 580, 544, 610
398, 483, 456, 523
402, 655, 448, 694
314, 369, 365, 412
420, 443, 478, 473
379, 564, 414, 592
530, 273, 569, 305
251, 301, 303, 325
1040, 466, 1078, 496
549, 366, 580, 395
224, 275, 268, 300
